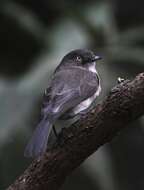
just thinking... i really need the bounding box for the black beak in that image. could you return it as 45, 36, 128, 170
94, 55, 102, 61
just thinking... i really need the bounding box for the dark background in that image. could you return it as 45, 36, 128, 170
0, 0, 144, 189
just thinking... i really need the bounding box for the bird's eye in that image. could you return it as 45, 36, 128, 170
76, 56, 82, 62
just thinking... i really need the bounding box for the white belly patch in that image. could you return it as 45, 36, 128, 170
72, 63, 101, 115
72, 84, 101, 115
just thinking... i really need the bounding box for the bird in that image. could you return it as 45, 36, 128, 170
24, 49, 102, 158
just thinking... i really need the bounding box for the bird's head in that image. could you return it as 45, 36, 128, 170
56, 49, 102, 71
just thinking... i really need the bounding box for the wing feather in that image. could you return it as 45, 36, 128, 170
41, 67, 99, 118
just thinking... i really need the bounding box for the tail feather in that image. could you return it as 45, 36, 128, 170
24, 119, 53, 158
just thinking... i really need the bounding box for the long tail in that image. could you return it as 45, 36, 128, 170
24, 118, 53, 158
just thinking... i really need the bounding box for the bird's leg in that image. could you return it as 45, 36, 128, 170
52, 125, 58, 139
52, 125, 64, 147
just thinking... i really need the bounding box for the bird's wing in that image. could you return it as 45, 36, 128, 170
41, 67, 99, 118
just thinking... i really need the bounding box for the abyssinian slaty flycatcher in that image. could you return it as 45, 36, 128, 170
24, 49, 102, 158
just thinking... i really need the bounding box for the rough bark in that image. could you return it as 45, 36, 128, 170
7, 73, 144, 190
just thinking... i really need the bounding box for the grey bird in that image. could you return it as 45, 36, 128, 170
24, 49, 102, 158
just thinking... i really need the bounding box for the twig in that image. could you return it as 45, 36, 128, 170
7, 72, 144, 190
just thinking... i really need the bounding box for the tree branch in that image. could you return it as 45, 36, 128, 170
7, 73, 144, 190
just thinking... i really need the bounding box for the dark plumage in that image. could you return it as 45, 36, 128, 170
24, 49, 102, 158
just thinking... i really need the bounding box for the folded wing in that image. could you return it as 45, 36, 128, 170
41, 67, 99, 119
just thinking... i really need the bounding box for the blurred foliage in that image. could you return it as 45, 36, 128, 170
0, 0, 144, 189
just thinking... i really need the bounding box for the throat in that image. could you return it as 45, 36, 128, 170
88, 62, 96, 73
